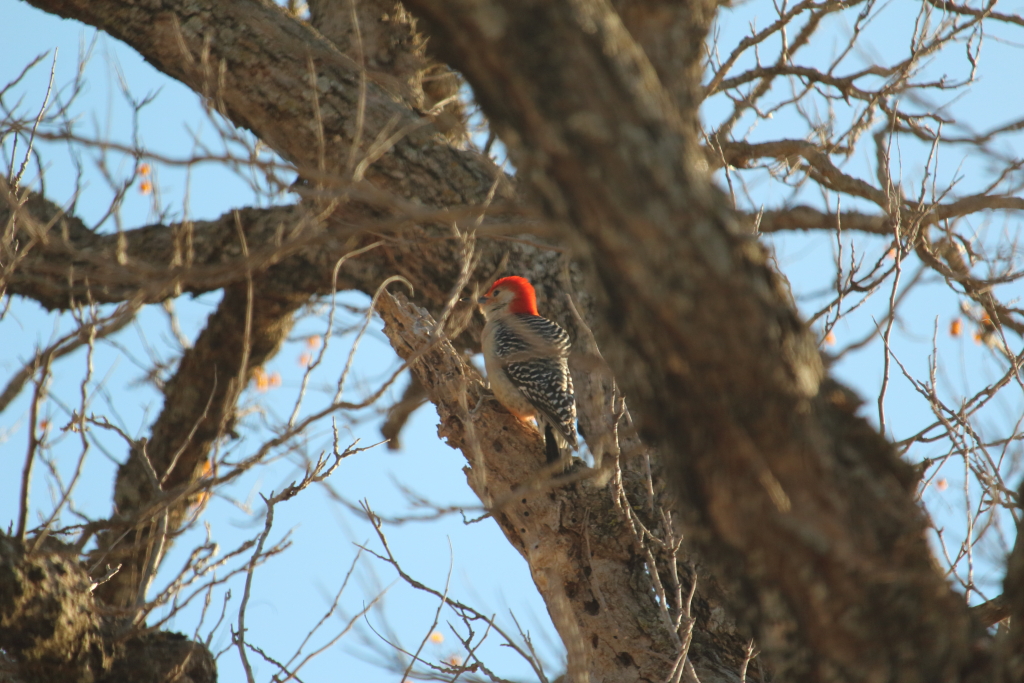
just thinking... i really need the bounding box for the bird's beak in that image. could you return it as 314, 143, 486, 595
477, 295, 489, 305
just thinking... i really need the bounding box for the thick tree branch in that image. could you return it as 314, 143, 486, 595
94, 278, 307, 608
1, 185, 318, 309
24, 0, 501, 207
754, 205, 892, 235
714, 140, 889, 206
377, 292, 756, 683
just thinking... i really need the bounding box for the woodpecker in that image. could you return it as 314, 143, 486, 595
478, 276, 578, 463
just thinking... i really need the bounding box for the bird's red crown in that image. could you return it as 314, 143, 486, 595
487, 276, 539, 315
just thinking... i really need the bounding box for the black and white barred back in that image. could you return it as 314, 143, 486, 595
493, 314, 577, 449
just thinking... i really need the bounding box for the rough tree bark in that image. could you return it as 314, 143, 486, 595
0, 537, 215, 683
378, 291, 755, 682
3, 0, 1021, 681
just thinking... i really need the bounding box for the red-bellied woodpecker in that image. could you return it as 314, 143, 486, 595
478, 276, 578, 463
